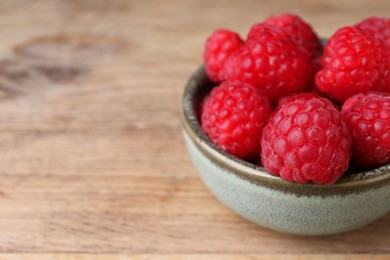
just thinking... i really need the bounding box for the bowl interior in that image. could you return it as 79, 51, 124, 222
181, 65, 390, 194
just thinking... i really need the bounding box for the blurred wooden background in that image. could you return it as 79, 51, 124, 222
0, 0, 388, 259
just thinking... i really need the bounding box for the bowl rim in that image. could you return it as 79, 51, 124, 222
181, 65, 390, 196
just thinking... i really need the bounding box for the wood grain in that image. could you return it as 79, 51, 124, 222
0, 255, 388, 260
0, 0, 388, 258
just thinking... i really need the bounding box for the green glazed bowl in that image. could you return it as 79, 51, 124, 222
181, 65, 390, 235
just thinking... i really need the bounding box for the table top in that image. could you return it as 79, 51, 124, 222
0, 0, 388, 259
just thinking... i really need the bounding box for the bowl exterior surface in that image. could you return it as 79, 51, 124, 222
183, 131, 390, 235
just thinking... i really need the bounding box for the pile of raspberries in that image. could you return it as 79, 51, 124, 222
201, 14, 390, 184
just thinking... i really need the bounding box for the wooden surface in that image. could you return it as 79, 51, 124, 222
0, 0, 388, 259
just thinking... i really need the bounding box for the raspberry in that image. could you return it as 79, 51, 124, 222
246, 23, 291, 43
226, 24, 313, 98
341, 91, 390, 167
261, 93, 351, 184
204, 29, 244, 82
264, 13, 322, 59
315, 26, 390, 103
201, 81, 271, 159
355, 17, 390, 49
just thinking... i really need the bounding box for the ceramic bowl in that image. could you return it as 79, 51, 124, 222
181, 65, 390, 235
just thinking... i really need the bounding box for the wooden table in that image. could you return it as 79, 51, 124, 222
0, 0, 388, 259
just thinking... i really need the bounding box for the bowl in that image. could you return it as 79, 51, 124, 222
181, 65, 390, 235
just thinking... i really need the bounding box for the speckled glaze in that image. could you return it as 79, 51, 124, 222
181, 66, 390, 235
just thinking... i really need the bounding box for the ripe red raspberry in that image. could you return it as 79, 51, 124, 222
246, 23, 291, 43
201, 81, 271, 159
204, 29, 244, 82
341, 91, 390, 168
261, 93, 351, 184
264, 13, 322, 59
315, 26, 390, 103
226, 24, 313, 98
355, 17, 390, 49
